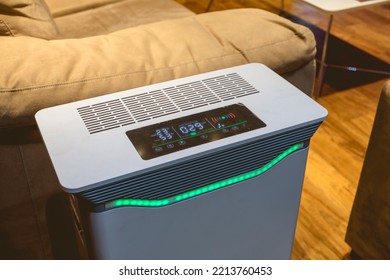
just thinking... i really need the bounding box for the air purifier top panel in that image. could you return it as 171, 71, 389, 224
35, 63, 327, 193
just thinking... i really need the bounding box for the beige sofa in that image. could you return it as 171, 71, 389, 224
0, 0, 316, 259
346, 80, 390, 259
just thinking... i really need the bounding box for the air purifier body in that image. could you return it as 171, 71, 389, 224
36, 63, 327, 259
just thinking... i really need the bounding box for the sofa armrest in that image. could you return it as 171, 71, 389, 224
346, 80, 390, 259
0, 8, 315, 128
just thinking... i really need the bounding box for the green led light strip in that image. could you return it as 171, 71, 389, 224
105, 143, 304, 209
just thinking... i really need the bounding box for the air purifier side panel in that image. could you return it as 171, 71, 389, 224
88, 148, 309, 260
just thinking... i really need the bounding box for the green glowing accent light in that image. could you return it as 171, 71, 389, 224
190, 132, 197, 136
106, 143, 304, 209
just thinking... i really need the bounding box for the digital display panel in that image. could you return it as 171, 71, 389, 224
126, 104, 266, 160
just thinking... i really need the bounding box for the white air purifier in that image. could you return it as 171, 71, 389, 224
36, 63, 327, 259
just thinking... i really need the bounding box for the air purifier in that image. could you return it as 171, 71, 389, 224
36, 63, 327, 259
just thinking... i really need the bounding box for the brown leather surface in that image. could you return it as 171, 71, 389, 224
346, 80, 390, 259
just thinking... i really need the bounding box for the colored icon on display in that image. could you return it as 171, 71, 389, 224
211, 112, 236, 123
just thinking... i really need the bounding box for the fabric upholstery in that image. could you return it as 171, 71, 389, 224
45, 0, 122, 17
0, 0, 58, 39
53, 0, 195, 38
0, 126, 74, 259
0, 8, 315, 128
346, 80, 390, 259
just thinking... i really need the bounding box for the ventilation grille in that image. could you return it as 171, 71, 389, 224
121, 90, 179, 123
202, 73, 259, 100
79, 122, 321, 206
77, 99, 135, 134
77, 73, 258, 134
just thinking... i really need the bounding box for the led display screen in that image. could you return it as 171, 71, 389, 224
127, 104, 266, 160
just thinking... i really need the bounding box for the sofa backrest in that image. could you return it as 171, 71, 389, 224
0, 0, 58, 39
45, 0, 123, 17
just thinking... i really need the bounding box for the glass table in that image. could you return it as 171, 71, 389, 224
280, 0, 390, 97
206, 0, 390, 97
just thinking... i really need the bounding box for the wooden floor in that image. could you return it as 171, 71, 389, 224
178, 0, 390, 259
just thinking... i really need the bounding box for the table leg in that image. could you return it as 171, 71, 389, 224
280, 0, 285, 14
205, 0, 215, 12
316, 14, 333, 98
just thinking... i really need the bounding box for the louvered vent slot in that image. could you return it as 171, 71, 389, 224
80, 122, 321, 205
78, 73, 258, 134
164, 81, 221, 111
121, 90, 179, 122
77, 100, 135, 134
202, 73, 259, 101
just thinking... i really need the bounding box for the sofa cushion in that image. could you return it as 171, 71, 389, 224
53, 0, 195, 38
45, 0, 123, 17
0, 0, 58, 39
0, 8, 315, 127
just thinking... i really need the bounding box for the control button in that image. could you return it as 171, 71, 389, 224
222, 128, 229, 133
154, 147, 163, 152
167, 144, 175, 149
200, 134, 208, 140
179, 140, 186, 145
232, 126, 239, 131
